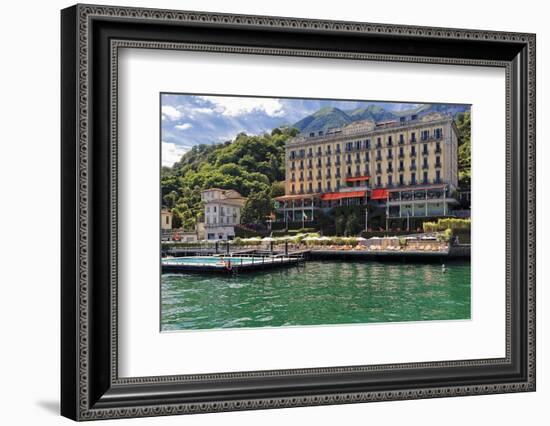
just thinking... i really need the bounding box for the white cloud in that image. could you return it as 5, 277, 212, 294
175, 123, 193, 131
197, 96, 285, 117
162, 141, 190, 167
161, 105, 182, 120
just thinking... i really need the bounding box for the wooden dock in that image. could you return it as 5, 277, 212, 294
162, 255, 305, 274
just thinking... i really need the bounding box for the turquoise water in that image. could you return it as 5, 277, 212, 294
161, 261, 471, 331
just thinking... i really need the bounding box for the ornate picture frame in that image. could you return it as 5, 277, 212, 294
61, 4, 535, 420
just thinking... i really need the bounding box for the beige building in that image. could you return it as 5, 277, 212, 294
160, 209, 173, 230
275, 112, 461, 225
201, 188, 246, 240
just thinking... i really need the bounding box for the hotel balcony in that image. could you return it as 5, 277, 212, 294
398, 152, 405, 159
410, 151, 417, 158
375, 155, 382, 161
422, 150, 429, 156
387, 154, 393, 160
435, 147, 442, 154
422, 164, 429, 170
435, 162, 442, 168
410, 165, 417, 171
376, 169, 382, 174
386, 167, 394, 173
398, 166, 405, 172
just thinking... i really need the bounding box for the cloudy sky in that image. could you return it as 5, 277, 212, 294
161, 94, 420, 167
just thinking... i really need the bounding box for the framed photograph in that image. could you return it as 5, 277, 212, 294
61, 4, 536, 421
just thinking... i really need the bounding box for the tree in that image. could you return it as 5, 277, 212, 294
241, 189, 273, 224
345, 212, 361, 236
455, 111, 471, 187
335, 214, 346, 236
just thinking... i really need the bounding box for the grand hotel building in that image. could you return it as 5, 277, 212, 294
274, 112, 462, 228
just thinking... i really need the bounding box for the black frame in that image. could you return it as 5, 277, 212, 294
61, 4, 536, 421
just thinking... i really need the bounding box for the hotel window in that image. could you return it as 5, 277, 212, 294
355, 165, 360, 174
317, 146, 322, 155
435, 142, 441, 153
365, 152, 370, 162
423, 171, 428, 184
347, 166, 352, 176
411, 172, 416, 185
435, 128, 443, 139
423, 144, 428, 155
300, 183, 304, 193
355, 141, 361, 150
347, 154, 352, 164
308, 148, 313, 157
436, 156, 441, 167
399, 174, 404, 186
317, 182, 322, 191
388, 175, 393, 186
317, 158, 322, 167
387, 136, 393, 146
291, 161, 295, 170
399, 134, 404, 144
346, 142, 353, 152
300, 172, 304, 180
299, 149, 305, 158
213, 206, 217, 212
290, 150, 296, 159
308, 183, 313, 192
326, 145, 332, 155
421, 130, 429, 141
376, 137, 382, 148
436, 170, 441, 183
411, 146, 416, 156
291, 184, 295, 193
399, 160, 404, 171
411, 132, 416, 142
355, 153, 360, 162
365, 139, 371, 149
327, 181, 331, 190
377, 176, 382, 187
206, 206, 210, 213
399, 147, 404, 157
376, 149, 382, 161
335, 144, 340, 153
388, 161, 393, 172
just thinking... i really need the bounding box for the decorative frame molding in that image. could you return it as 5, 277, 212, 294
61, 4, 535, 421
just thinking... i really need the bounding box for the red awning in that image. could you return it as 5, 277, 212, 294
371, 189, 389, 200
321, 191, 366, 201
345, 175, 370, 182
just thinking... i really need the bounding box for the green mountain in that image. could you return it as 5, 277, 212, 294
293, 103, 469, 135
346, 105, 397, 122
292, 107, 352, 134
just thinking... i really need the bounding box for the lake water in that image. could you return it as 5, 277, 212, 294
161, 260, 471, 331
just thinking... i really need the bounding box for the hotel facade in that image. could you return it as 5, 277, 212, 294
274, 112, 464, 228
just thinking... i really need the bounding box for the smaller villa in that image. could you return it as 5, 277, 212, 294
201, 188, 246, 241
